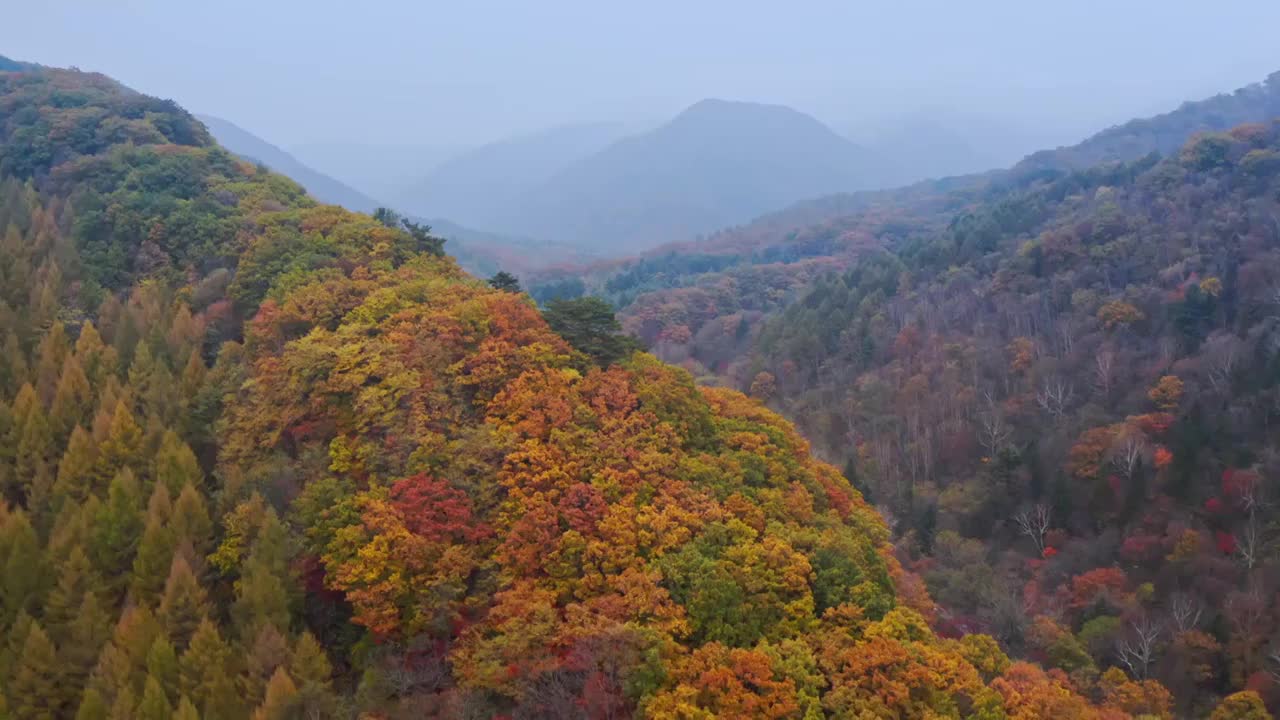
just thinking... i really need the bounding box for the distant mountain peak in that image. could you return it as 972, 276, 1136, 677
669, 97, 834, 129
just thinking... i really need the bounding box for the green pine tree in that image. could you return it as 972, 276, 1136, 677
152, 431, 202, 496
63, 592, 113, 694
170, 483, 212, 555
1, 510, 46, 627
291, 631, 337, 719
172, 697, 199, 720
145, 636, 179, 707
8, 622, 64, 720
157, 555, 209, 650
92, 400, 143, 491
134, 675, 171, 720
74, 688, 109, 720
251, 667, 299, 720
51, 425, 97, 511
49, 353, 92, 443
90, 468, 143, 593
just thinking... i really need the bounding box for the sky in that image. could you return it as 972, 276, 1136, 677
4, 0, 1280, 151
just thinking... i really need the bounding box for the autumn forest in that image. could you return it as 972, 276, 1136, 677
0, 46, 1279, 720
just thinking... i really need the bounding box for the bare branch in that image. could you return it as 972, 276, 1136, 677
1169, 592, 1203, 633
1116, 617, 1162, 679
1036, 378, 1073, 421
1015, 504, 1051, 554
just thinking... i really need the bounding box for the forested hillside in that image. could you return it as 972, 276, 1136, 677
522, 68, 1280, 717
747, 120, 1280, 715
0, 60, 1202, 719
533, 70, 1280, 386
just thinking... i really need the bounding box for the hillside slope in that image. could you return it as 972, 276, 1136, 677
197, 114, 581, 275
0, 60, 1175, 718
198, 113, 383, 213
536, 68, 1280, 380
751, 121, 1280, 716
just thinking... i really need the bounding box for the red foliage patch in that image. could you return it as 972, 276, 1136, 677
390, 473, 491, 543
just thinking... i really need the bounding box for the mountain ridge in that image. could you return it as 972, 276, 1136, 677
196, 113, 382, 213
502, 97, 886, 252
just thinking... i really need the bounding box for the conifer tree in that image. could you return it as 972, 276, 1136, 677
73, 321, 116, 389
172, 697, 199, 720
12, 386, 52, 501
178, 618, 230, 708
292, 631, 337, 719
106, 685, 135, 720
144, 636, 180, 706
52, 425, 96, 510
157, 554, 209, 650
92, 400, 143, 491
0, 611, 33, 690
177, 350, 205, 415
90, 468, 143, 591
170, 482, 212, 555
1, 509, 45, 626
134, 675, 171, 720
231, 509, 292, 640
74, 688, 109, 720
251, 667, 299, 720
8, 622, 64, 720
0, 330, 28, 397
0, 416, 9, 505
84, 643, 133, 713
241, 623, 290, 708
131, 514, 177, 605
44, 545, 96, 639
63, 592, 113, 695
50, 353, 92, 443
202, 670, 244, 720
233, 549, 292, 641
111, 605, 163, 687
89, 378, 125, 443
153, 431, 202, 495
34, 320, 69, 404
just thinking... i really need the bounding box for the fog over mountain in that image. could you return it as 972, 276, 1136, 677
391, 122, 626, 229
289, 141, 459, 202
198, 114, 383, 213
7, 1, 1278, 164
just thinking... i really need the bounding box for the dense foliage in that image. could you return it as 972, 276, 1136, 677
741, 122, 1280, 715
0, 61, 1196, 719
542, 71, 1280, 391
526, 69, 1280, 718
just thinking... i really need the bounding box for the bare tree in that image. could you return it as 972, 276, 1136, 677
1169, 592, 1203, 633
876, 504, 900, 536
1233, 473, 1267, 572
978, 410, 1012, 458
1116, 617, 1163, 679
1093, 349, 1116, 401
1204, 333, 1242, 394
1112, 436, 1145, 481
1036, 378, 1073, 421
1237, 512, 1262, 571
1235, 471, 1262, 515
1015, 504, 1051, 554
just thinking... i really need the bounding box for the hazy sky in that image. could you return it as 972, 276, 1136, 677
5, 0, 1279, 150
